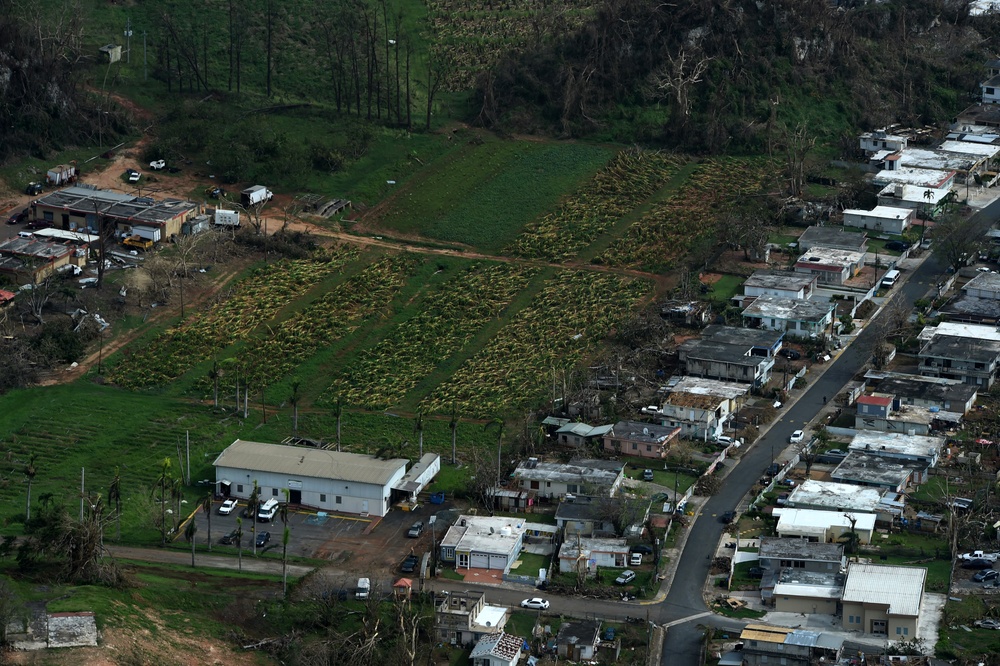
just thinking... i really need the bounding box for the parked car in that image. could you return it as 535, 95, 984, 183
407, 521, 424, 538
885, 240, 911, 252
220, 529, 240, 545
642, 469, 654, 482
973, 569, 1000, 583
255, 531, 271, 548
24, 182, 42, 195
630, 552, 642, 566
719, 510, 735, 524
127, 169, 141, 183
218, 498, 239, 515
401, 554, 419, 573
206, 186, 225, 199
149, 159, 166, 170
748, 566, 765, 579
6, 210, 28, 225
789, 430, 805, 443
779, 348, 801, 360
615, 570, 637, 585
520, 598, 549, 610
961, 559, 994, 570
974, 619, 1000, 630
630, 544, 653, 555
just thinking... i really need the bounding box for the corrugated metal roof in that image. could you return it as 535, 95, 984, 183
842, 563, 926, 616
740, 625, 793, 643
213, 439, 408, 486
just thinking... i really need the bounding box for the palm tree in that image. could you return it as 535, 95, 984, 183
248, 481, 260, 556
208, 360, 221, 408
235, 517, 244, 572
289, 379, 301, 435
185, 520, 198, 567
414, 409, 424, 458
449, 404, 459, 465
280, 488, 291, 597
171, 477, 184, 535
154, 459, 172, 544
201, 492, 213, 552
840, 513, 861, 558
483, 419, 505, 512
334, 396, 343, 451
24, 454, 37, 522
108, 467, 122, 541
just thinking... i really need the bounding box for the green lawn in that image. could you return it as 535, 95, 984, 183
625, 464, 697, 494
369, 137, 615, 251
935, 597, 998, 660
509, 552, 550, 576
730, 560, 762, 592
706, 274, 744, 304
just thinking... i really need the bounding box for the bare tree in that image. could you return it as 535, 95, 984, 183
649, 48, 713, 119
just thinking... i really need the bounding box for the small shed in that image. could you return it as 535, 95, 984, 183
393, 577, 412, 599
99, 44, 122, 63
46, 164, 77, 187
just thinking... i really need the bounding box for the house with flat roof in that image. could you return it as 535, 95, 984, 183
891, 147, 985, 178
830, 452, 928, 492
556, 621, 602, 662
740, 270, 817, 304
511, 458, 625, 499
872, 166, 957, 191
469, 632, 523, 666
738, 625, 843, 666
867, 371, 978, 414
212, 439, 408, 517
877, 183, 951, 216
842, 206, 914, 235
797, 226, 869, 253
741, 295, 836, 337
841, 563, 926, 638
945, 272, 1000, 322
553, 422, 613, 449
438, 515, 528, 573
558, 537, 630, 574
963, 271, 1000, 300
860, 129, 908, 155
773, 508, 876, 544
555, 496, 625, 538
649, 377, 748, 441
758, 538, 845, 575
435, 591, 509, 646
768, 569, 845, 615
701, 324, 785, 356
785, 480, 887, 516
678, 339, 774, 388
794, 246, 865, 285
848, 431, 945, 467
0, 237, 84, 283
602, 420, 679, 459
918, 334, 1000, 387
31, 186, 200, 240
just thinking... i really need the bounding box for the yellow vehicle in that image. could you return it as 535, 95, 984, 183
123, 235, 153, 251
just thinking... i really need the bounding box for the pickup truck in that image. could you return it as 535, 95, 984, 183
958, 550, 1000, 562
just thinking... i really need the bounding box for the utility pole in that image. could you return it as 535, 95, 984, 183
80, 467, 85, 522
125, 18, 133, 64
143, 31, 148, 80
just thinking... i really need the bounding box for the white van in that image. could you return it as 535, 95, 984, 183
881, 269, 900, 289
356, 577, 371, 600
257, 497, 280, 522
18, 231, 33, 239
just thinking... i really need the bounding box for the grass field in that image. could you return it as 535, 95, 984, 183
368, 137, 614, 251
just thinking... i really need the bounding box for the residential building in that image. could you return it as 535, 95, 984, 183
554, 496, 619, 538
558, 537, 630, 574
741, 295, 836, 337
785, 480, 885, 516
738, 625, 843, 666
866, 371, 978, 414
889, 147, 986, 179
963, 271, 1000, 300
918, 334, 1000, 387
556, 621, 602, 661
797, 226, 868, 253
794, 247, 865, 285
511, 458, 625, 498
31, 186, 200, 240
649, 376, 748, 441
553, 422, 613, 449
678, 339, 774, 388
701, 324, 785, 356
435, 591, 508, 646
602, 420, 680, 459
876, 183, 950, 216
740, 270, 817, 303
984, 73, 1000, 104
830, 452, 928, 492
871, 166, 957, 191
757, 538, 845, 574
848, 431, 945, 467
438, 515, 528, 573
853, 393, 950, 436
860, 129, 908, 155
773, 508, 876, 544
841, 563, 926, 638
0, 236, 86, 284
469, 632, 522, 666
842, 206, 914, 235
660, 300, 712, 326
768, 569, 845, 614
212, 439, 408, 517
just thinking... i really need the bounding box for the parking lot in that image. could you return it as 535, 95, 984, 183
187, 499, 444, 577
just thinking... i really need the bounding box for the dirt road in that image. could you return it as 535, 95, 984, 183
108, 545, 315, 578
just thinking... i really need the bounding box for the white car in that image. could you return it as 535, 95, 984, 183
520, 598, 549, 610
978, 266, 991, 273
127, 169, 141, 183
615, 570, 637, 585
218, 498, 239, 515
149, 160, 166, 170
789, 430, 805, 443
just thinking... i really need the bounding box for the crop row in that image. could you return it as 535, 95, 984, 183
202, 254, 420, 395
322, 263, 538, 409
108, 248, 359, 390
505, 148, 685, 262
598, 157, 777, 271
424, 270, 650, 418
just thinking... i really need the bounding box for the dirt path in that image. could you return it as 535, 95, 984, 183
108, 545, 315, 578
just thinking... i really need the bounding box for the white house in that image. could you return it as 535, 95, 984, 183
740, 270, 817, 303
984, 74, 1000, 104
773, 508, 876, 544
435, 591, 509, 646
872, 165, 957, 191
511, 458, 625, 498
741, 295, 836, 337
842, 206, 914, 235
213, 440, 407, 517
469, 632, 523, 666
859, 129, 908, 155
794, 247, 865, 285
876, 183, 950, 216
558, 537, 631, 574
650, 377, 748, 441
848, 431, 945, 467
438, 515, 528, 573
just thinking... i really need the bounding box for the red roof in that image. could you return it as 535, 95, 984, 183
0, 289, 15, 303
858, 394, 893, 407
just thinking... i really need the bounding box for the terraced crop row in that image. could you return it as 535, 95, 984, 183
322, 263, 538, 409
108, 248, 359, 390
599, 156, 776, 271
424, 270, 650, 418
505, 148, 685, 262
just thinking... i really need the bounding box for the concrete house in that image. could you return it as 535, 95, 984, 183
469, 632, 523, 666
556, 621, 602, 661
758, 538, 846, 574
842, 206, 914, 235
841, 563, 926, 638
555, 496, 618, 538
739, 270, 818, 304
558, 537, 631, 574
511, 458, 625, 498
738, 625, 843, 666
868, 372, 978, 414
701, 324, 785, 356
602, 420, 680, 459
872, 166, 957, 192
212, 440, 408, 517
435, 591, 508, 646
848, 431, 945, 467
678, 339, 774, 388
876, 183, 950, 216
649, 377, 748, 441
438, 515, 527, 573
860, 129, 908, 155
797, 227, 868, 253
830, 452, 928, 492
773, 508, 876, 544
785, 480, 886, 516
918, 334, 1000, 387
768, 569, 845, 614
553, 422, 613, 449
0, 236, 85, 284
741, 295, 836, 337
794, 247, 866, 285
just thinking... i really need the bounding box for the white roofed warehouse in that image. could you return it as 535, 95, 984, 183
213, 439, 409, 517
